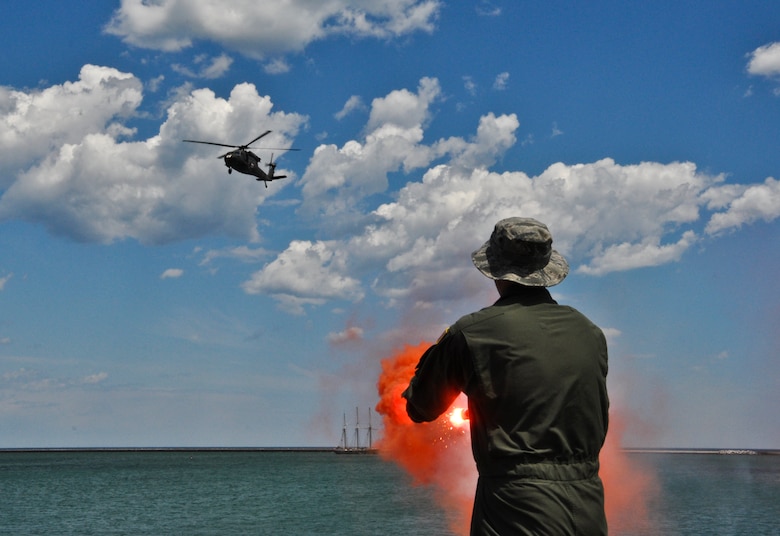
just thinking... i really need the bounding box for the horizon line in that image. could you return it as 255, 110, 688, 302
1, 446, 778, 455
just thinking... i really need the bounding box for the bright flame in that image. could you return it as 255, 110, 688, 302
449, 407, 469, 427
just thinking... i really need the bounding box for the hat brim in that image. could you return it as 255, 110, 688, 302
471, 240, 569, 287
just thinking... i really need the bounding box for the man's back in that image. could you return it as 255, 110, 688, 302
454, 287, 609, 475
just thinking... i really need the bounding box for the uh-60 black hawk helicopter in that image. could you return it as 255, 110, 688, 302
183, 130, 299, 187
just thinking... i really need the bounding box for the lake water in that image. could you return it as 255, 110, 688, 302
1, 449, 778, 535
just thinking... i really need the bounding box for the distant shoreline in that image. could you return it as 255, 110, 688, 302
0, 447, 337, 453
622, 448, 780, 456
1, 447, 778, 455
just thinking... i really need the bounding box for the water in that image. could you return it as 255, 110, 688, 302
0, 450, 448, 536
630, 452, 780, 536
1, 450, 779, 535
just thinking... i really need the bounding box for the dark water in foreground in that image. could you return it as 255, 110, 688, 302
1, 450, 778, 535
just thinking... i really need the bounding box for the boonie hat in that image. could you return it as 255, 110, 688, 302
471, 217, 569, 287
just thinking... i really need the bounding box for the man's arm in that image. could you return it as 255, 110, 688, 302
402, 329, 472, 422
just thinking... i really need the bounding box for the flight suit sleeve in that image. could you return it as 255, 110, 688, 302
402, 328, 473, 423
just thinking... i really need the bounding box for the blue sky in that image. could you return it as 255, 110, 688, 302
1, 1, 778, 448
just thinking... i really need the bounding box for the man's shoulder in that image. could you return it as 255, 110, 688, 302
451, 303, 507, 332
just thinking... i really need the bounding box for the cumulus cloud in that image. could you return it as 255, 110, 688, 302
476, 1, 501, 16
243, 77, 779, 314
82, 372, 109, 384
328, 326, 365, 345
241, 240, 364, 314
3, 69, 776, 319
705, 177, 780, 235
0, 67, 307, 244
577, 231, 697, 276
0, 65, 142, 183
493, 72, 509, 90
172, 53, 233, 79
263, 58, 291, 75
0, 273, 11, 291
251, 153, 732, 312
747, 42, 780, 77
199, 245, 270, 266
297, 78, 519, 226
297, 77, 445, 220
334, 95, 366, 120
2, 368, 108, 389
104, 0, 441, 59
463, 75, 477, 96
160, 268, 184, 279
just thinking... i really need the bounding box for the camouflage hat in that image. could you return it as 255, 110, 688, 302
471, 217, 569, 287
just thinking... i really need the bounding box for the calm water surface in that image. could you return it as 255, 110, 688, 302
1, 450, 449, 536
1, 450, 779, 535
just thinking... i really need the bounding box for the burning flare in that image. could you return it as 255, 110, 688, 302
449, 407, 469, 427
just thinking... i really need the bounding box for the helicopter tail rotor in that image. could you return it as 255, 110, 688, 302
266, 154, 287, 180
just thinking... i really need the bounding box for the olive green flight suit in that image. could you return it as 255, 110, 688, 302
404, 286, 609, 535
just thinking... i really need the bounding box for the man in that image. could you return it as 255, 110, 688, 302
403, 217, 609, 535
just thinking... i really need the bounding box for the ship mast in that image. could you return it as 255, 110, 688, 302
354, 407, 360, 449
367, 407, 373, 449
340, 413, 349, 450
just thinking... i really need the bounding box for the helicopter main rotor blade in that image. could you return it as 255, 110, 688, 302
183, 139, 239, 149
245, 147, 301, 151
243, 130, 272, 147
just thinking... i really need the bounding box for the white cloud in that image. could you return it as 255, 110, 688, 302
3, 70, 777, 319
600, 327, 622, 344
334, 95, 366, 120
366, 76, 441, 132
0, 273, 11, 290
0, 68, 307, 244
297, 78, 520, 225
200, 54, 233, 78
476, 1, 501, 16
705, 177, 780, 235
263, 58, 291, 75
747, 42, 780, 77
172, 54, 233, 79
297, 78, 444, 219
241, 240, 364, 313
0, 65, 142, 183
104, 0, 441, 59
576, 231, 697, 276
82, 372, 109, 384
241, 77, 780, 315
493, 72, 509, 90
261, 144, 762, 314
349, 158, 716, 306
463, 75, 477, 96
328, 326, 365, 345
199, 245, 270, 266
160, 268, 184, 279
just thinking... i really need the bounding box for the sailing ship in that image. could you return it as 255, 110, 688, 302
334, 407, 379, 454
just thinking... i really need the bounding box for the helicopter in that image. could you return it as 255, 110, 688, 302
183, 130, 299, 187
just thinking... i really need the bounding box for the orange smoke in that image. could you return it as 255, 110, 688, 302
375, 342, 660, 535
600, 411, 659, 533
375, 342, 475, 535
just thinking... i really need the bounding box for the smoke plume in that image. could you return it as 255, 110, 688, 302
375, 342, 659, 535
